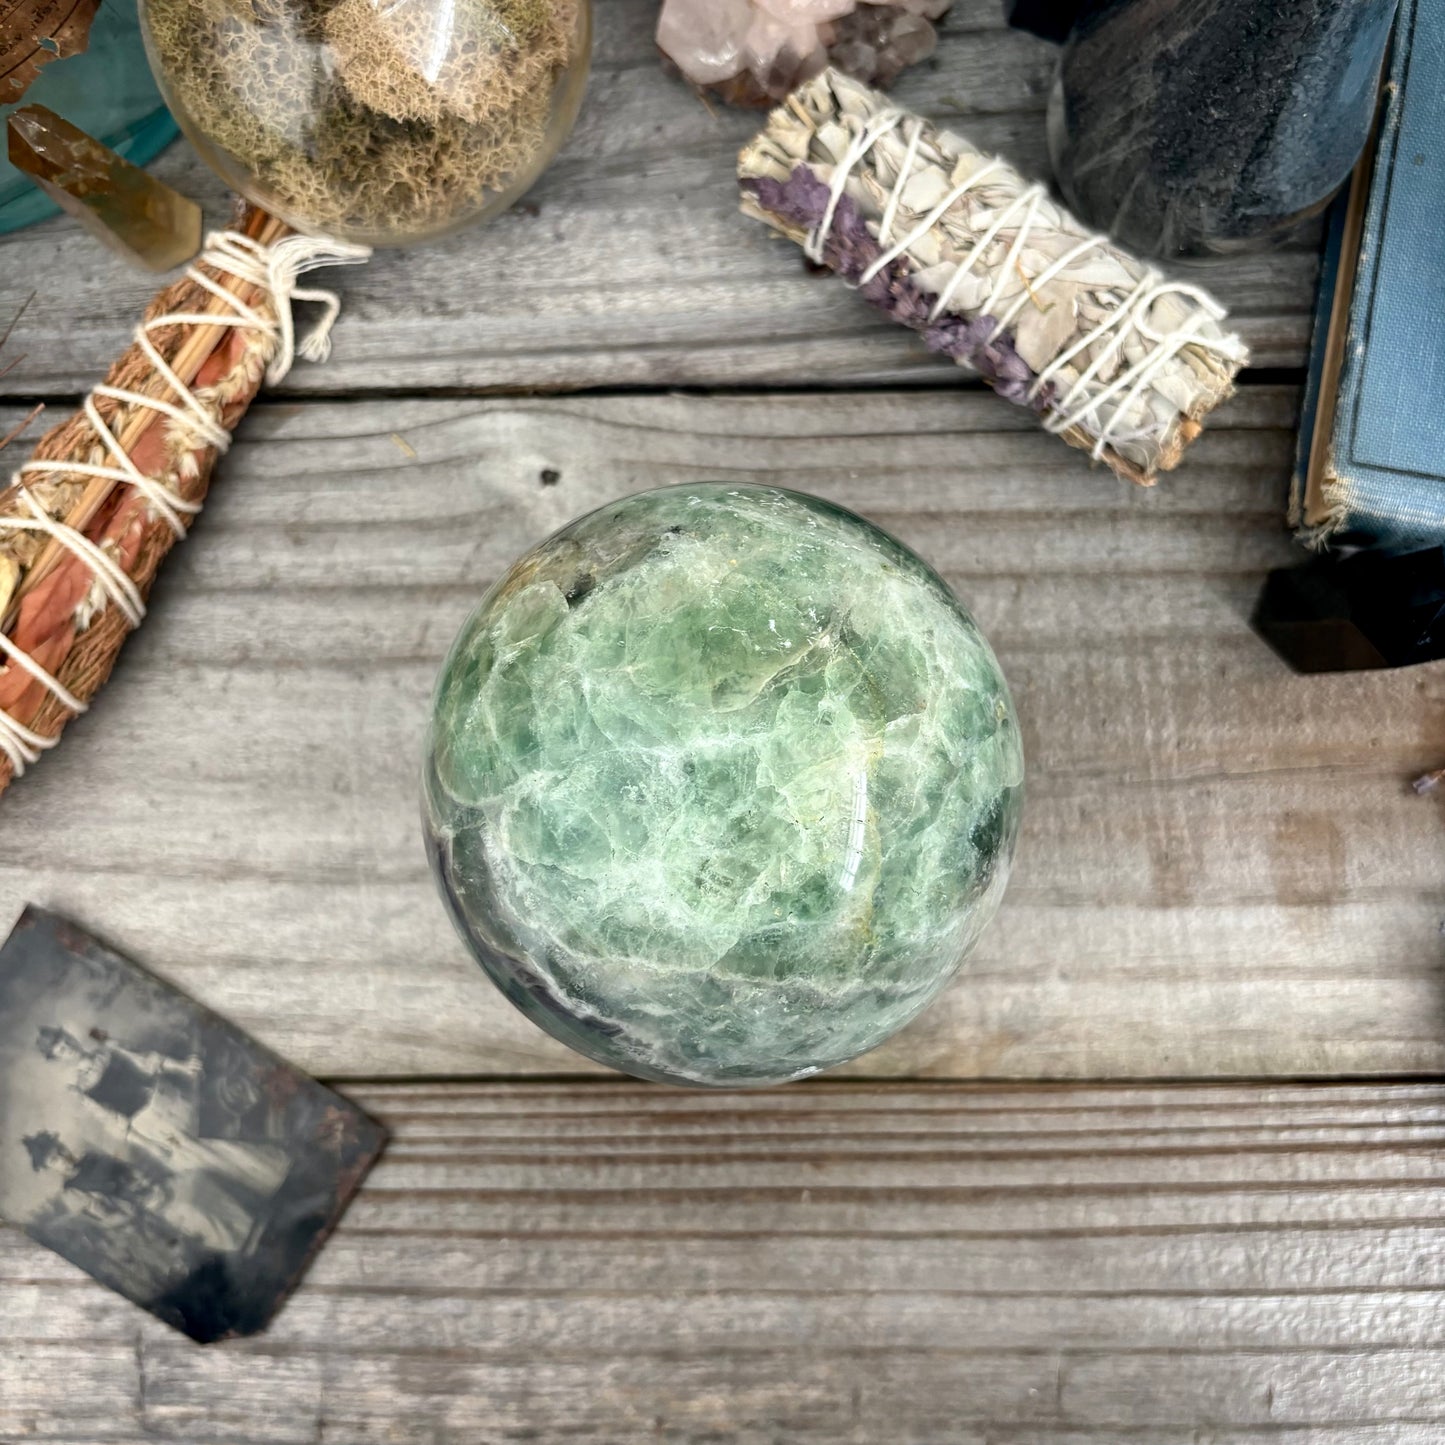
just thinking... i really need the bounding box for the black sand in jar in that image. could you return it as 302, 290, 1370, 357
1047, 0, 1398, 259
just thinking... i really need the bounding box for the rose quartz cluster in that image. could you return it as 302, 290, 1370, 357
657, 0, 952, 105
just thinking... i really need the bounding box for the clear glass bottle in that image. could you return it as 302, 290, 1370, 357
1047, 0, 1399, 259
139, 0, 592, 246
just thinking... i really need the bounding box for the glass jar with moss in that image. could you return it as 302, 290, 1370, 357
140, 0, 592, 246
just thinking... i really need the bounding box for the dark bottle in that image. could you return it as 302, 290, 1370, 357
1047, 0, 1399, 258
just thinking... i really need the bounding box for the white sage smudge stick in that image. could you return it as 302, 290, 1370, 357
739, 70, 1250, 485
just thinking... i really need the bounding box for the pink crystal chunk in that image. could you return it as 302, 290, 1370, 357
658, 0, 951, 104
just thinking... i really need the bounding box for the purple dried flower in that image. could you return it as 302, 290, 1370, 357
747, 170, 833, 233
744, 167, 1051, 414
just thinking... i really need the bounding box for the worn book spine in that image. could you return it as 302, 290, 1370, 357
1302, 0, 1445, 548
1289, 176, 1360, 537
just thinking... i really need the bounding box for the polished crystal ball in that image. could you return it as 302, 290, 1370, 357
424, 484, 1024, 1086
140, 0, 591, 245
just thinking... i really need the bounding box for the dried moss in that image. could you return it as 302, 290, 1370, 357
145, 0, 586, 243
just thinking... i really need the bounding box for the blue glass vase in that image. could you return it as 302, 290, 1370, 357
0, 0, 177, 234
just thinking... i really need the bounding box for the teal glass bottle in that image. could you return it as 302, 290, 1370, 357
0, 0, 177, 234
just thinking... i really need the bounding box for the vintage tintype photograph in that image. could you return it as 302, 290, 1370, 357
0, 908, 383, 1342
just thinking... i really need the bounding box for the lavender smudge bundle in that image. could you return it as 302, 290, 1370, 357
739, 71, 1250, 484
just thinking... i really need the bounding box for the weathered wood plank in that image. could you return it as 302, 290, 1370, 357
0, 0, 1318, 398
3, 1082, 1445, 1443
0, 387, 1439, 1081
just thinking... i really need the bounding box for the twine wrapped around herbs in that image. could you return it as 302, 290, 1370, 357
739, 70, 1250, 484
0, 206, 369, 794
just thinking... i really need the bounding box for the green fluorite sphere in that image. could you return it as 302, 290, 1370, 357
424, 485, 1024, 1086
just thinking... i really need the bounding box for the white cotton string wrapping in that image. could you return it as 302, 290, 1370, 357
0, 228, 371, 778
739, 69, 1249, 485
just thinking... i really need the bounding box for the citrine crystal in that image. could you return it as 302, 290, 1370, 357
6, 104, 200, 270
0, 0, 178, 236
424, 484, 1025, 1087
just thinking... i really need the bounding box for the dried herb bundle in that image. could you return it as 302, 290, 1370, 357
0, 208, 367, 793
739, 70, 1249, 484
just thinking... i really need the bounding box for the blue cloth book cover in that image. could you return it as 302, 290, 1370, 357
1292, 0, 1445, 548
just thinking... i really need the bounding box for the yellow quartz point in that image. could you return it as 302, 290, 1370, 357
6, 104, 201, 272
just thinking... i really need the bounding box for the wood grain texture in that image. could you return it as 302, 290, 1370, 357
4, 1081, 1445, 1444
0, 0, 1318, 399
0, 387, 1439, 1081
